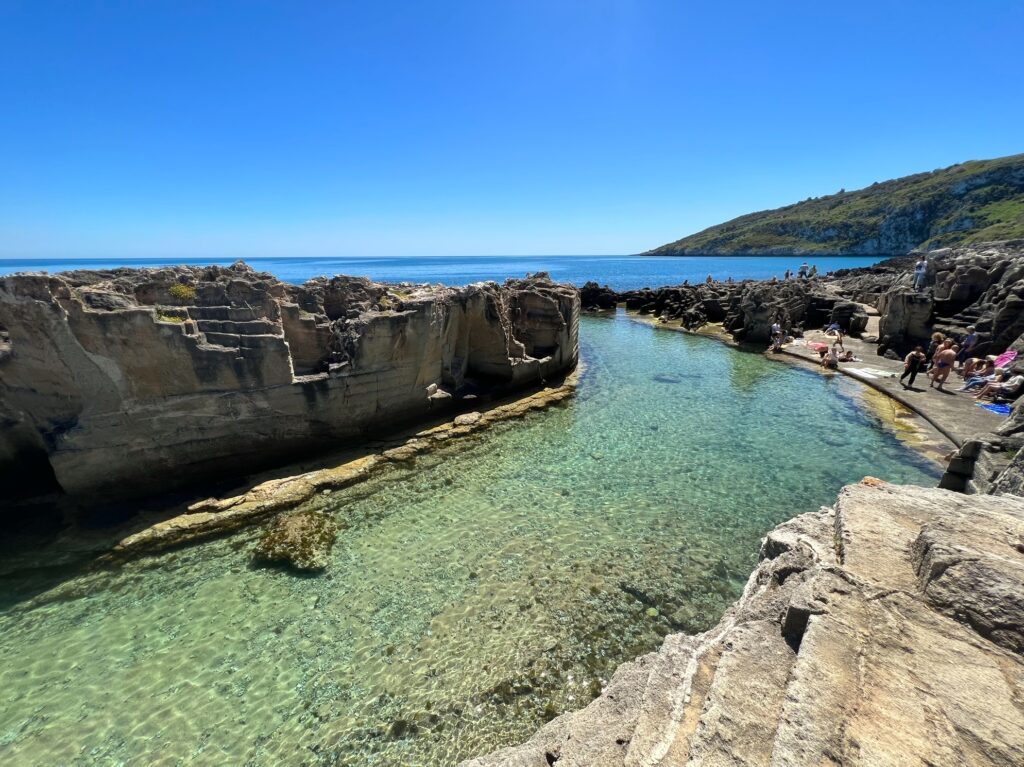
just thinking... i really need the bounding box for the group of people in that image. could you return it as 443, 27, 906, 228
781, 263, 818, 281
899, 326, 1023, 400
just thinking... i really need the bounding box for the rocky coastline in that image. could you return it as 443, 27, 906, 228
580, 240, 1024, 494
3, 249, 1024, 766
0, 262, 580, 506
458, 241, 1024, 766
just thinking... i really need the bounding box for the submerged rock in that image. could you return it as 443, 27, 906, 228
252, 510, 339, 573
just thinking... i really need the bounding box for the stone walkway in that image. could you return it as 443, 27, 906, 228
780, 330, 1005, 448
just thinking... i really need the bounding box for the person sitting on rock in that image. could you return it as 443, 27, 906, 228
809, 264, 818, 278
929, 342, 958, 390
900, 346, 927, 390
956, 326, 980, 370
974, 368, 1024, 401
706, 274, 713, 284
821, 344, 840, 370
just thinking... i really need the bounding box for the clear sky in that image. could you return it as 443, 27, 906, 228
1, 1, 1022, 259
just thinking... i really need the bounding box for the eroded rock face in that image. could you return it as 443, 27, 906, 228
0, 262, 579, 500
462, 482, 1024, 767
252, 509, 338, 573
836, 240, 1024, 354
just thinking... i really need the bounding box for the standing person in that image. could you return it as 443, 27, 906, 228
900, 346, 926, 390
784, 269, 792, 280
925, 332, 945, 369
956, 326, 979, 369
913, 257, 928, 291
798, 262, 810, 278
930, 342, 957, 390
770, 320, 783, 351
706, 274, 713, 284
809, 264, 818, 278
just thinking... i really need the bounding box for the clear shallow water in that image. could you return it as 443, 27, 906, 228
0, 254, 880, 290
0, 315, 939, 766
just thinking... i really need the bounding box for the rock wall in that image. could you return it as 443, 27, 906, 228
463, 480, 1024, 767
0, 262, 579, 500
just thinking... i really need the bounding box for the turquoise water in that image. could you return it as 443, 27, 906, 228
0, 314, 939, 766
0, 254, 881, 290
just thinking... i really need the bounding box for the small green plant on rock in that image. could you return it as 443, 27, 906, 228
168, 283, 197, 302
156, 311, 185, 323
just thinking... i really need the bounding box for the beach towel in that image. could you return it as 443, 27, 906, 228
808, 342, 828, 352
978, 402, 1012, 416
994, 350, 1018, 369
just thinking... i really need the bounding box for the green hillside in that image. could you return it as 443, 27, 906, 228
645, 153, 1024, 256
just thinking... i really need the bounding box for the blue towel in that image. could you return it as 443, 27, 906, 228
978, 403, 1012, 416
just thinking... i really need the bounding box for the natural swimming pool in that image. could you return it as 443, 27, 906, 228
0, 313, 940, 766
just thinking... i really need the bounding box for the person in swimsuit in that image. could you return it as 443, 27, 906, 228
929, 343, 958, 390
925, 332, 945, 370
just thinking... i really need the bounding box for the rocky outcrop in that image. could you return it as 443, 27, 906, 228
252, 509, 338, 573
833, 240, 1024, 356
463, 480, 1024, 767
0, 262, 579, 501
582, 279, 848, 342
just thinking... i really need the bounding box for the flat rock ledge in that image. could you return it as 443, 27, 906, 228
462, 480, 1024, 767
110, 375, 577, 558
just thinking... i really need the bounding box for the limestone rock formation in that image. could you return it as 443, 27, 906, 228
463, 481, 1024, 767
0, 262, 579, 501
834, 239, 1024, 355
251, 509, 338, 573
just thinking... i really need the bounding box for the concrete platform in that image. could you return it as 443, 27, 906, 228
780, 331, 1005, 448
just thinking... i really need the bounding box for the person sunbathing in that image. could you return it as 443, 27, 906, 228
962, 355, 995, 379
958, 364, 999, 392
975, 369, 1024, 400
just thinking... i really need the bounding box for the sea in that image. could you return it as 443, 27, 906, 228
0, 254, 881, 289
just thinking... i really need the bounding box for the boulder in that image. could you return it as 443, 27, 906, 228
252, 510, 339, 573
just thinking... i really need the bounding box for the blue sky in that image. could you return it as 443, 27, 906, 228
1, 1, 1022, 258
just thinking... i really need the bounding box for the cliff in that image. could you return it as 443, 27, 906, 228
463, 480, 1024, 767
645, 153, 1024, 256
0, 262, 579, 501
